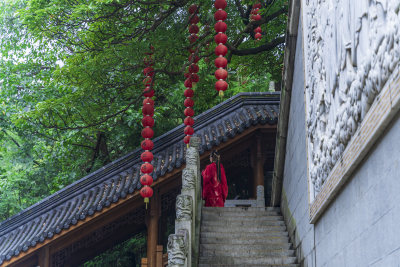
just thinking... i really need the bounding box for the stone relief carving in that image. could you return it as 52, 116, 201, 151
303, 0, 400, 197
167, 229, 188, 267
182, 168, 195, 190
176, 195, 192, 221
186, 146, 198, 167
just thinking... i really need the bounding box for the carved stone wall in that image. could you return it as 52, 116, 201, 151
302, 0, 400, 199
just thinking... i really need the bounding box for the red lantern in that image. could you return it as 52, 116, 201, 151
214, 33, 228, 44
215, 44, 228, 56
215, 57, 228, 68
183, 135, 191, 144
214, 0, 227, 9
142, 104, 154, 116
140, 174, 153, 186
215, 68, 228, 80
255, 33, 262, 40
143, 98, 154, 106
215, 80, 228, 91
141, 127, 154, 139
254, 27, 262, 33
184, 107, 194, 117
214, 10, 227, 21
188, 4, 198, 14
184, 78, 193, 88
141, 162, 154, 174
142, 116, 155, 127
184, 98, 194, 107
143, 88, 155, 97
190, 73, 200, 83
188, 34, 198, 43
189, 15, 199, 24
189, 25, 199, 34
141, 139, 154, 150
253, 3, 262, 8
184, 88, 194, 98
188, 64, 199, 73
214, 21, 227, 32
183, 5, 200, 144
252, 14, 261, 21
184, 126, 194, 135
188, 54, 200, 63
141, 49, 155, 207
141, 151, 154, 162
140, 186, 153, 198
184, 117, 195, 126
143, 67, 154, 76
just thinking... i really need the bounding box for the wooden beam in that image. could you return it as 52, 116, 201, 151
146, 187, 161, 267
37, 246, 49, 267
254, 133, 265, 197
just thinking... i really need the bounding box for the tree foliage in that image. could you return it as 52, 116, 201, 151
0, 0, 287, 221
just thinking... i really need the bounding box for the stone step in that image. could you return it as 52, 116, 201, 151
202, 215, 284, 222
198, 256, 297, 265
202, 219, 286, 227
201, 211, 281, 220
200, 236, 289, 245
202, 207, 281, 212
201, 225, 286, 233
200, 243, 292, 251
199, 264, 300, 267
200, 248, 295, 257
200, 231, 288, 239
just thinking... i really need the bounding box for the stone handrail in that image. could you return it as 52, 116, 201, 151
167, 137, 202, 267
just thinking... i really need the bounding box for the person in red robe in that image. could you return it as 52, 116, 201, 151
201, 150, 228, 207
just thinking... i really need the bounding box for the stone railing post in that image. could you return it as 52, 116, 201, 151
167, 137, 201, 267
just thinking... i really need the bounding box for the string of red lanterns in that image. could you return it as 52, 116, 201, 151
140, 46, 155, 208
251, 2, 262, 41
183, 4, 200, 145
214, 0, 229, 98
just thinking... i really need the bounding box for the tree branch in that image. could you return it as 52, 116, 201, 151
230, 36, 285, 56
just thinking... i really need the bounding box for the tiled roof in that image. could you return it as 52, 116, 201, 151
0, 92, 279, 264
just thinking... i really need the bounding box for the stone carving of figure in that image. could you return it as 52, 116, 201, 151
176, 195, 192, 221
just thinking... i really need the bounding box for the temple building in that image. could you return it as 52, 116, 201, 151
1, 0, 400, 266
0, 93, 281, 266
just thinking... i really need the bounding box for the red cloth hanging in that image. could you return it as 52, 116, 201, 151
202, 162, 228, 207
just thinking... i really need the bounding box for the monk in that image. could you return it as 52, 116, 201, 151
201, 150, 228, 207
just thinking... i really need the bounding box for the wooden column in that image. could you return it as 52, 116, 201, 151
253, 134, 264, 197
146, 187, 161, 267
37, 246, 50, 267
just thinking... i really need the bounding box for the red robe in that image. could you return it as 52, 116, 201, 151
202, 162, 228, 207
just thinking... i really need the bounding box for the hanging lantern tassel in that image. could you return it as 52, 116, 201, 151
140, 47, 155, 208
214, 0, 228, 98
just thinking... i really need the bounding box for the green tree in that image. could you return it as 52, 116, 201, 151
0, 0, 287, 221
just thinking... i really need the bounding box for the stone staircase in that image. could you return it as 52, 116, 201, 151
199, 207, 298, 267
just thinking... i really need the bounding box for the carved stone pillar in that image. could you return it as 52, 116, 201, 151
167, 229, 188, 267
146, 187, 161, 267
167, 136, 201, 267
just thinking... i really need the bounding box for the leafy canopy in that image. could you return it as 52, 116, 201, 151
0, 0, 287, 220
